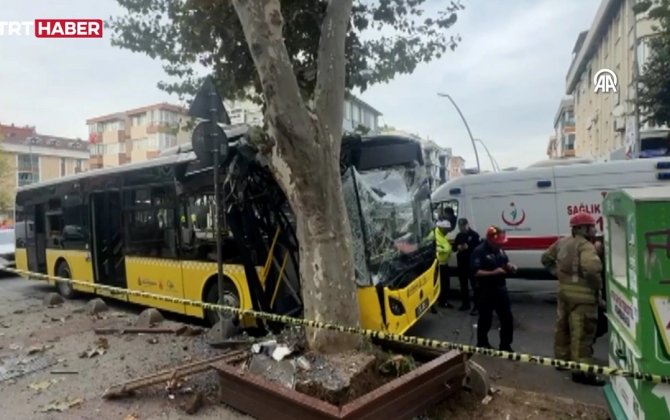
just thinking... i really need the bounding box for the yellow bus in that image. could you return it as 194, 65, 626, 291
14, 129, 439, 336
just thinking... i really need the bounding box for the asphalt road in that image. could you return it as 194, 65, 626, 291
409, 277, 609, 407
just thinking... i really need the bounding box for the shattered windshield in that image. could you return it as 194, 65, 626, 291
343, 163, 434, 287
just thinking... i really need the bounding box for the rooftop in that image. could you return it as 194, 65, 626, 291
86, 102, 188, 124
0, 123, 88, 151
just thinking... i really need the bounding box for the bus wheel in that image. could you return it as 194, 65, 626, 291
56, 262, 77, 299
204, 281, 240, 336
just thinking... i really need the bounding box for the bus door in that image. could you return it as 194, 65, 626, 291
25, 204, 47, 274
90, 191, 127, 293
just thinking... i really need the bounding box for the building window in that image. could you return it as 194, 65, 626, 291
344, 102, 351, 120
60, 157, 66, 176
75, 159, 83, 173
130, 113, 147, 127
564, 110, 575, 124
565, 134, 576, 150
17, 154, 39, 186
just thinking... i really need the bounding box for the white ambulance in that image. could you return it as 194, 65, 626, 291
432, 157, 670, 279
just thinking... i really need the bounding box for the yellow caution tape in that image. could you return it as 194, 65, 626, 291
7, 267, 670, 384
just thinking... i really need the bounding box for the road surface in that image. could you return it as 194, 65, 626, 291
409, 278, 609, 407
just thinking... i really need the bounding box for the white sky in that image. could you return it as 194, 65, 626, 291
0, 0, 601, 170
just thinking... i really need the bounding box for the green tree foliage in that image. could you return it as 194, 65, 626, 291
110, 0, 464, 102
634, 0, 670, 126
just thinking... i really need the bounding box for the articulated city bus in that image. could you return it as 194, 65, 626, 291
14, 128, 438, 336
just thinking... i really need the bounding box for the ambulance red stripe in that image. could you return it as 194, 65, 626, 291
503, 236, 562, 250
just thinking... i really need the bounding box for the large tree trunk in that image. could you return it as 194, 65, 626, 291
232, 0, 360, 352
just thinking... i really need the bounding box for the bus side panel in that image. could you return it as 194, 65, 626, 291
180, 261, 257, 327
356, 287, 385, 331
15, 248, 28, 277
46, 249, 95, 293
125, 257, 186, 314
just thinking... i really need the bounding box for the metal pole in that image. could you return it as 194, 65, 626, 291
475, 138, 499, 172
631, 0, 641, 158
210, 86, 225, 332
437, 93, 481, 173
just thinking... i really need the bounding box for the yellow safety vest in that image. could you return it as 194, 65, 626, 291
429, 227, 452, 265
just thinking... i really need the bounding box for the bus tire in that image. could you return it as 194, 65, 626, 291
204, 279, 240, 335
56, 261, 77, 299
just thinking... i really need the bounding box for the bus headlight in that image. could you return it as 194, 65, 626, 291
388, 297, 406, 316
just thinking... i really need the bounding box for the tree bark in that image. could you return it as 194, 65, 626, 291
232, 0, 360, 352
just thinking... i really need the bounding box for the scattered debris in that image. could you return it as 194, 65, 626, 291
9, 343, 23, 351
135, 308, 164, 327
40, 397, 83, 413
27, 344, 54, 355
71, 307, 86, 314
181, 391, 204, 415
43, 293, 64, 307
249, 354, 296, 389
79, 338, 109, 358
0, 321, 10, 328
175, 325, 204, 337
378, 354, 416, 377
123, 414, 139, 420
28, 378, 60, 391
103, 351, 247, 399
294, 356, 311, 371
0, 356, 58, 382
13, 309, 25, 314
51, 370, 78, 375
482, 395, 493, 405
251, 339, 277, 355
271, 345, 293, 361
147, 337, 159, 344
86, 298, 108, 315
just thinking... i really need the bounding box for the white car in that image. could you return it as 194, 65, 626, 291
0, 229, 15, 269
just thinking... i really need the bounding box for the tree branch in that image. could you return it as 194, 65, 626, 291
314, 0, 353, 157
231, 0, 316, 158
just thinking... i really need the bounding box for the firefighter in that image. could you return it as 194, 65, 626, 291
541, 212, 605, 386
471, 225, 516, 351
432, 219, 454, 308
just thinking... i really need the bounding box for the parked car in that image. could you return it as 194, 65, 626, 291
0, 228, 15, 269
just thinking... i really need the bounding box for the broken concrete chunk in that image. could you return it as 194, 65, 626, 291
86, 298, 108, 315
182, 391, 204, 415
43, 293, 64, 307
251, 339, 277, 355
294, 356, 312, 370
271, 345, 292, 361
135, 308, 164, 327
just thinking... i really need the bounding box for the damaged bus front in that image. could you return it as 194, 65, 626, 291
341, 134, 438, 334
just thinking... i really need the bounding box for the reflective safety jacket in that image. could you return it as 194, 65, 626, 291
428, 227, 452, 266
541, 235, 602, 303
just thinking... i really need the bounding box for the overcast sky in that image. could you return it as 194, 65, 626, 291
0, 0, 600, 170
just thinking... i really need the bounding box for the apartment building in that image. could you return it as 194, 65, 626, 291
566, 0, 663, 160
225, 94, 382, 134
86, 103, 191, 169
448, 155, 466, 180
421, 140, 451, 189
547, 97, 576, 159
0, 123, 89, 219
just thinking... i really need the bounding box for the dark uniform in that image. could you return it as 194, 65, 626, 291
454, 223, 481, 311
470, 236, 514, 351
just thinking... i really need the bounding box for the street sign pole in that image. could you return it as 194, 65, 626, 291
188, 76, 231, 341
209, 85, 226, 339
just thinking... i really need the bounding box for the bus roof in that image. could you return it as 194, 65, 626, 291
17, 151, 196, 193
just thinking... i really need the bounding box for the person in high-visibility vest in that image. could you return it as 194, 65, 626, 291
428, 219, 454, 308
541, 212, 604, 386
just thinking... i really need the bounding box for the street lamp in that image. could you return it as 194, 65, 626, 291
474, 138, 500, 172
437, 93, 481, 173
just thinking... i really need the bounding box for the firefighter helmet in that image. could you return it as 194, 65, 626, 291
569, 212, 596, 227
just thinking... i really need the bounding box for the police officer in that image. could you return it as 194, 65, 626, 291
454, 218, 481, 314
541, 212, 604, 386
471, 225, 516, 351
432, 219, 454, 308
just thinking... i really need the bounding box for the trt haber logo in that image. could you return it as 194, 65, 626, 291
35, 19, 103, 38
